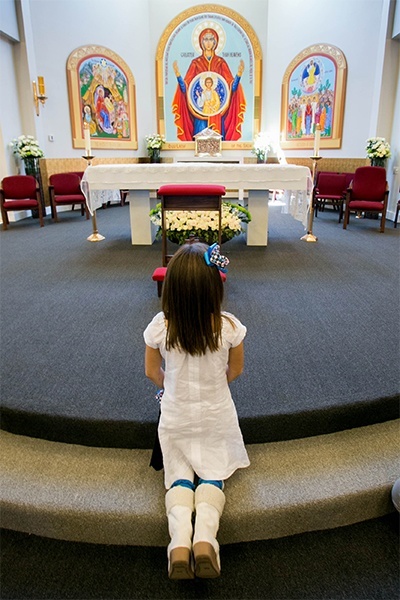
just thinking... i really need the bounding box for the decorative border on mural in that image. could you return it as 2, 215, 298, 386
156, 4, 262, 150
280, 43, 347, 150
66, 45, 138, 150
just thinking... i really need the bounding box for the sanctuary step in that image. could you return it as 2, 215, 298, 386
0, 420, 397, 547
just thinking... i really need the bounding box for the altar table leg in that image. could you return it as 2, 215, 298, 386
128, 190, 158, 245
246, 189, 269, 246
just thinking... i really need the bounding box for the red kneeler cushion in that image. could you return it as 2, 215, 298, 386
152, 267, 168, 282
158, 184, 226, 196
152, 266, 226, 283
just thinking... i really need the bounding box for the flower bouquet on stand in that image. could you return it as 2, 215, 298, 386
365, 137, 391, 168
10, 135, 45, 217
150, 201, 251, 245
145, 134, 166, 162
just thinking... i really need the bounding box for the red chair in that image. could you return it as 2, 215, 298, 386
0, 175, 44, 230
343, 166, 389, 233
152, 184, 226, 296
313, 172, 347, 222
49, 172, 89, 222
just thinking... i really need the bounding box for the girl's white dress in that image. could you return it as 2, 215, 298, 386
144, 311, 250, 488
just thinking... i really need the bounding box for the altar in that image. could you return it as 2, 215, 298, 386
81, 162, 312, 246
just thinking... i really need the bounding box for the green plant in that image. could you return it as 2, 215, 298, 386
149, 201, 252, 245
365, 137, 391, 160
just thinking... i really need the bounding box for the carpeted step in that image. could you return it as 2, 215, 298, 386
0, 420, 398, 546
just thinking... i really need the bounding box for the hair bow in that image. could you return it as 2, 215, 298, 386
204, 243, 229, 273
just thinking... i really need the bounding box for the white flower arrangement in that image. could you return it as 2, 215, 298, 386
252, 131, 273, 162
10, 135, 44, 159
145, 133, 165, 157
149, 201, 252, 245
365, 137, 391, 160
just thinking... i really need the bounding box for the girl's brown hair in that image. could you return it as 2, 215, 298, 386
161, 242, 224, 356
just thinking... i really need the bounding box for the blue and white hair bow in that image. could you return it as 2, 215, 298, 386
204, 243, 229, 273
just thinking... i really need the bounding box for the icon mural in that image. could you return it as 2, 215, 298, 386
156, 6, 262, 148
67, 46, 138, 150
281, 44, 347, 150
171, 23, 246, 141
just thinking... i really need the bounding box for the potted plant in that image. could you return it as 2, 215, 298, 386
11, 135, 44, 174
365, 137, 391, 167
149, 201, 252, 245
145, 134, 166, 162
252, 132, 272, 163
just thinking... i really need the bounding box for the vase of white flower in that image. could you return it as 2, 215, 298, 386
365, 137, 391, 168
252, 132, 272, 163
149, 201, 251, 245
151, 148, 161, 163
23, 156, 40, 176
145, 134, 165, 163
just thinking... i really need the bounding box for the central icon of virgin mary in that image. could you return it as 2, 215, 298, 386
172, 23, 246, 141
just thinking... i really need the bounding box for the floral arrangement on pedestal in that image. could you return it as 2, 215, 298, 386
365, 137, 391, 167
149, 201, 252, 245
9, 135, 44, 217
145, 133, 165, 162
252, 131, 273, 163
11, 135, 44, 160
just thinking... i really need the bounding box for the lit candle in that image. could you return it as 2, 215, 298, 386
37, 76, 45, 96
313, 126, 320, 157
83, 123, 91, 156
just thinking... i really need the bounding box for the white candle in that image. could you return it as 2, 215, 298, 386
313, 127, 320, 157
83, 124, 91, 156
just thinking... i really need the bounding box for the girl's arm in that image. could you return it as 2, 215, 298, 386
226, 341, 244, 383
145, 345, 165, 388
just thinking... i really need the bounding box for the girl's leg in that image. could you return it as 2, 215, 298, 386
192, 480, 226, 578
165, 476, 195, 580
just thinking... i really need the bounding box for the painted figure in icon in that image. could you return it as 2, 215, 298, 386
196, 76, 221, 115
80, 56, 131, 139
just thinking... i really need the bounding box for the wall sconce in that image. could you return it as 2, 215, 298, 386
32, 77, 47, 116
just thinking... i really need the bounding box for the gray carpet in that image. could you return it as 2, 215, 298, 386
0, 202, 399, 447
1, 513, 399, 599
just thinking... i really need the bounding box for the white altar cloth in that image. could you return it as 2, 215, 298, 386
81, 163, 312, 246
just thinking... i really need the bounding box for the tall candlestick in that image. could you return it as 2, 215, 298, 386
38, 76, 45, 96
83, 123, 91, 156
313, 126, 321, 157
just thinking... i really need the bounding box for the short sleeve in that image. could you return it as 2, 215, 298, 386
222, 312, 247, 348
143, 312, 166, 349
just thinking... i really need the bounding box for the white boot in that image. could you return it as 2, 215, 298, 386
165, 486, 195, 579
193, 483, 226, 578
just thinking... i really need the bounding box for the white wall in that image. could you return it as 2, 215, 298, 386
266, 0, 391, 157
28, 0, 152, 158
0, 35, 24, 177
